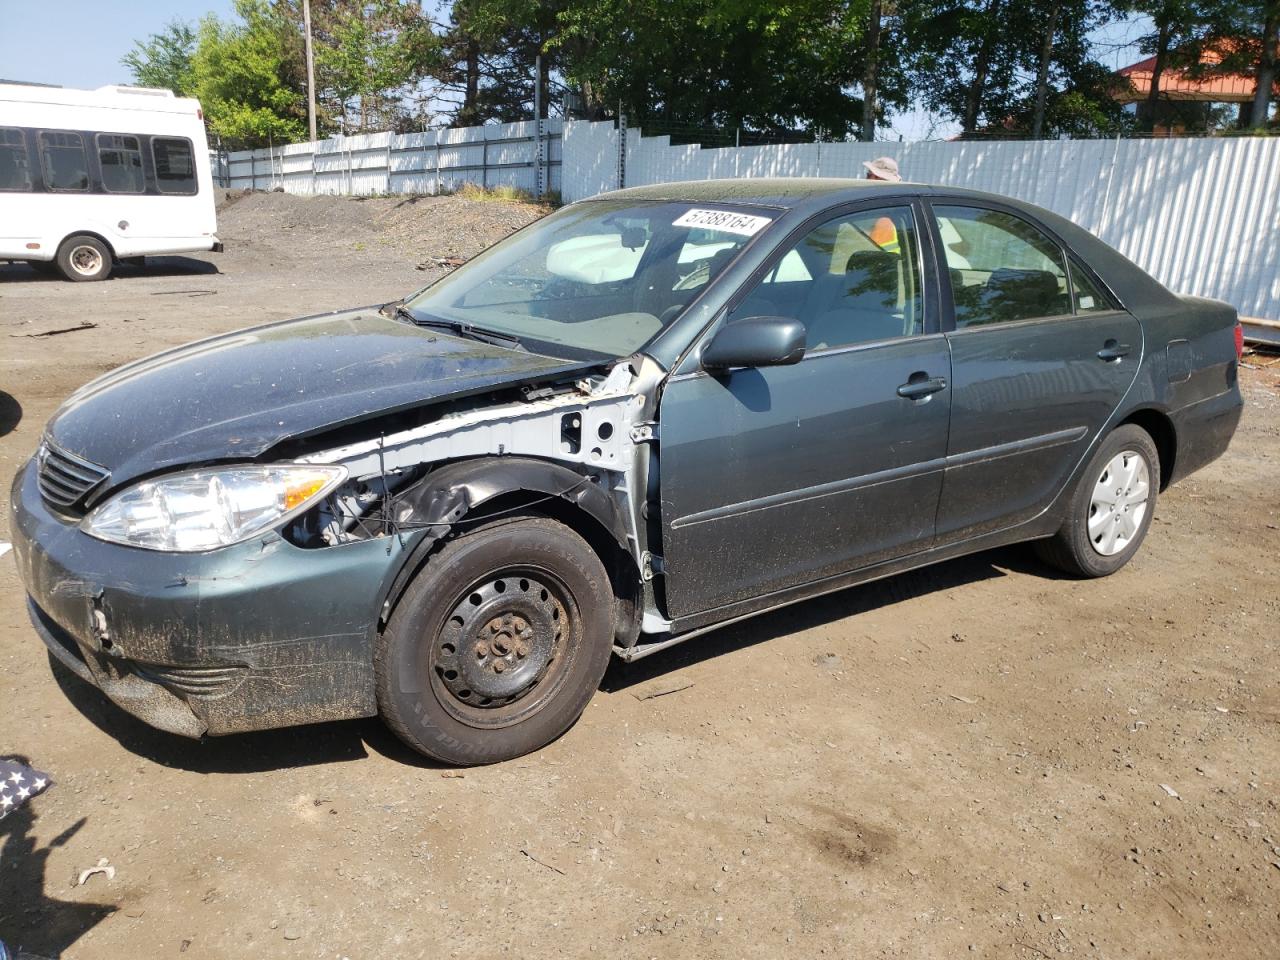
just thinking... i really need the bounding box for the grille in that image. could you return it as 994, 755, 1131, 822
37, 439, 110, 512
133, 662, 247, 698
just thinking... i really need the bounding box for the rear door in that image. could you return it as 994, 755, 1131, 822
658, 201, 952, 620
928, 202, 1142, 542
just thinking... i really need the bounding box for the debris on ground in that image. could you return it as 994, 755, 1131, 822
520, 849, 566, 876
1159, 784, 1181, 799
76, 857, 115, 886
632, 682, 695, 701
14, 321, 98, 338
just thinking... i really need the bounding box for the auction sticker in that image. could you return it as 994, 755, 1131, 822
672, 208, 772, 237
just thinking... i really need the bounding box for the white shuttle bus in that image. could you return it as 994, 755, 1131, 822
0, 82, 222, 281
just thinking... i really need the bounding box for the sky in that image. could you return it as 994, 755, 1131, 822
1, 0, 1153, 143
0, 0, 238, 89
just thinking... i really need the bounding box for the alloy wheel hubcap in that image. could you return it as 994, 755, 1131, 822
1088, 450, 1150, 557
70, 245, 102, 276
434, 573, 566, 709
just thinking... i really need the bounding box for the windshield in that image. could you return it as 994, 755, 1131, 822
403, 200, 775, 359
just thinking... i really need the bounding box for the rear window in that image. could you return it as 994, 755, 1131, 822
0, 127, 31, 191
38, 131, 89, 191
96, 133, 145, 193
152, 137, 196, 194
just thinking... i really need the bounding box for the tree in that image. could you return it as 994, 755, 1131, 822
548, 0, 873, 138
1116, 0, 1209, 130
1187, 0, 1280, 127
907, 0, 1124, 137
191, 0, 309, 147
302, 0, 443, 133
121, 21, 197, 96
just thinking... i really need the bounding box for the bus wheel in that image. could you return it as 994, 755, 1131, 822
56, 235, 112, 282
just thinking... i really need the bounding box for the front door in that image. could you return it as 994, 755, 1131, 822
658, 203, 952, 621
929, 203, 1143, 542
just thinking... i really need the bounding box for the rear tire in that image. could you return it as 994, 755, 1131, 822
56, 235, 112, 282
375, 515, 614, 765
1035, 424, 1160, 578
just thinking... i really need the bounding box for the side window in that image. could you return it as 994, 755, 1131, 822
97, 133, 145, 193
731, 206, 924, 350
934, 205, 1071, 327
0, 127, 31, 191
152, 137, 197, 194
1069, 259, 1118, 313
38, 131, 89, 192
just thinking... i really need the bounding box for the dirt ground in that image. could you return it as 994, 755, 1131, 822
2, 193, 1279, 960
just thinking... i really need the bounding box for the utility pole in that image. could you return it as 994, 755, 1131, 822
303, 0, 317, 142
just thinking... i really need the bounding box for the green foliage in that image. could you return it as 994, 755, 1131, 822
304, 0, 444, 133
121, 20, 197, 96
906, 0, 1127, 137
190, 0, 308, 147
121, 0, 1277, 144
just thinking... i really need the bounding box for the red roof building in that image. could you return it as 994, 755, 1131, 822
1116, 47, 1268, 103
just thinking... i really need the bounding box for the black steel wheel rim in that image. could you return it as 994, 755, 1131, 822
428, 567, 577, 728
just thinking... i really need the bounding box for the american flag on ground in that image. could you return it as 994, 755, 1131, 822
0, 759, 52, 820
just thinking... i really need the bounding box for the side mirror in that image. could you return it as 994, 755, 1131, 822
702, 316, 806, 371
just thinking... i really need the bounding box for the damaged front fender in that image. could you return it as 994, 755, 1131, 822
375, 456, 636, 628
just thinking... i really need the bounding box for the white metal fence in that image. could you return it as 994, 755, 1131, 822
220, 119, 562, 197
220, 120, 1280, 320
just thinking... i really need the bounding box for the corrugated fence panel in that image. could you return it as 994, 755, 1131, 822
224, 120, 564, 199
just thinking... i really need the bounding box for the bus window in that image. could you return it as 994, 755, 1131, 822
38, 131, 89, 191
152, 137, 196, 194
0, 127, 31, 191
97, 133, 144, 194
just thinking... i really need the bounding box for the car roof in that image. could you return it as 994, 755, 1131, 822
592, 177, 1045, 213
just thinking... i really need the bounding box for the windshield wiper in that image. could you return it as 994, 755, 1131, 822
386, 303, 524, 351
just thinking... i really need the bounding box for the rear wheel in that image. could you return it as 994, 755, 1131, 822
375, 515, 614, 765
56, 235, 112, 282
1035, 424, 1160, 578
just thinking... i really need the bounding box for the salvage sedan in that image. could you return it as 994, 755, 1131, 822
10, 179, 1243, 764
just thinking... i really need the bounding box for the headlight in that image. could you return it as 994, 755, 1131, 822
81, 464, 347, 552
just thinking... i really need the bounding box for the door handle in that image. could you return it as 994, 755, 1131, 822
897, 373, 948, 400
1097, 340, 1131, 362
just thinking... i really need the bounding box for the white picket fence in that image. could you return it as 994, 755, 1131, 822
221, 120, 1280, 320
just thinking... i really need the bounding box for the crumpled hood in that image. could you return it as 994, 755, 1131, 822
46, 308, 585, 492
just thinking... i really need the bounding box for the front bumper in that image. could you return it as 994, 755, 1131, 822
9, 458, 403, 737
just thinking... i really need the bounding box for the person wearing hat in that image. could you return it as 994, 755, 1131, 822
863, 156, 902, 182
862, 157, 904, 251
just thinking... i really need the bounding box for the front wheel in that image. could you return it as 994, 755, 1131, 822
56, 235, 112, 282
375, 515, 615, 765
1035, 424, 1160, 578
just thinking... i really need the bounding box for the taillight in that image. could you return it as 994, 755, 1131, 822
1234, 322, 1244, 360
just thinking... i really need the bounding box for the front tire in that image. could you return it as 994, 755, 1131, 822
376, 515, 614, 765
56, 235, 112, 282
1036, 424, 1160, 578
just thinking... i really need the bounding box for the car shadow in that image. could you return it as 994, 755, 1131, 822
602, 543, 1070, 692
0, 758, 115, 958
0, 391, 21, 438
47, 657, 446, 774
40, 544, 1068, 772
0, 257, 218, 283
